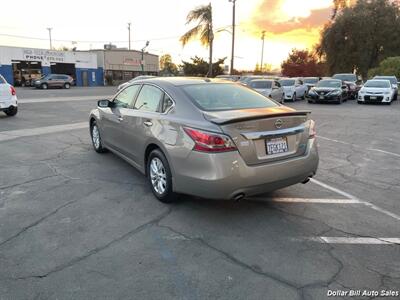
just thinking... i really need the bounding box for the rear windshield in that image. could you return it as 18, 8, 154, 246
182, 83, 278, 111
279, 79, 295, 86
364, 80, 391, 88
316, 80, 341, 88
250, 81, 272, 89
374, 77, 397, 85
303, 78, 319, 84
332, 74, 357, 82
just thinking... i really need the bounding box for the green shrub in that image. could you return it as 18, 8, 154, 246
368, 57, 400, 79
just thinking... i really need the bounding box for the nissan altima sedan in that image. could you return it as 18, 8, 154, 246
89, 78, 319, 203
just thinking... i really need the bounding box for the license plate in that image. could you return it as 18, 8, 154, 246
319, 96, 324, 100
370, 96, 377, 100
266, 137, 288, 155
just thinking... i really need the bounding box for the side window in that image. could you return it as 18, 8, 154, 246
275, 81, 281, 88
134, 85, 163, 112
298, 79, 303, 85
162, 94, 174, 113
113, 85, 140, 108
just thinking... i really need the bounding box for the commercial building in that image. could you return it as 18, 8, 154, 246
91, 49, 159, 85
0, 46, 103, 86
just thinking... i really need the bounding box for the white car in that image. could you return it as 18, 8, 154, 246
248, 79, 284, 103
373, 76, 398, 100
279, 78, 308, 102
358, 80, 394, 105
0, 74, 18, 116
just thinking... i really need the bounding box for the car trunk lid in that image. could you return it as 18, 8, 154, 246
204, 107, 312, 165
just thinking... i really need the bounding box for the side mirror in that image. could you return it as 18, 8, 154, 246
342, 85, 347, 89
98, 99, 112, 108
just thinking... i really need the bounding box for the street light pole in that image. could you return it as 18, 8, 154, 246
47, 28, 53, 50
229, 0, 236, 75
260, 30, 266, 74
127, 23, 131, 50
141, 41, 150, 74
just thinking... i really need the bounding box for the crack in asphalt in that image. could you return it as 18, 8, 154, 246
5, 208, 172, 281
0, 200, 77, 248
156, 223, 303, 298
0, 174, 59, 190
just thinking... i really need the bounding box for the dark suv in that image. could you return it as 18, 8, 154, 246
34, 74, 74, 89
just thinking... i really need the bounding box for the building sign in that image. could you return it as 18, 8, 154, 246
22, 49, 65, 63
123, 58, 141, 66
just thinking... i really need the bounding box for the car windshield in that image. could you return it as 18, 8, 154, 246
182, 83, 278, 111
303, 78, 319, 84
332, 74, 357, 82
364, 80, 391, 88
374, 77, 397, 85
250, 81, 272, 89
316, 80, 342, 88
279, 79, 295, 86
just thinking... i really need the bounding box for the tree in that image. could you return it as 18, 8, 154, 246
318, 0, 400, 78
281, 49, 325, 77
180, 3, 214, 77
368, 57, 400, 79
181, 56, 226, 77
159, 54, 178, 76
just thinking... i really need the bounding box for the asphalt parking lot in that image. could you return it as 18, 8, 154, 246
0, 87, 399, 300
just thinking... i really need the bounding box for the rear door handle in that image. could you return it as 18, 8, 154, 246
143, 121, 153, 127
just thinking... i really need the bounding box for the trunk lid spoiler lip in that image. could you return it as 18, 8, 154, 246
204, 110, 311, 125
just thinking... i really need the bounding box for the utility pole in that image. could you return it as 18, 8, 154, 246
141, 41, 149, 74
229, 0, 236, 75
260, 30, 266, 74
47, 28, 53, 50
127, 23, 131, 50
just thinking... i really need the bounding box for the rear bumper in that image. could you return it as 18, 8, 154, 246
172, 139, 319, 200
0, 96, 18, 111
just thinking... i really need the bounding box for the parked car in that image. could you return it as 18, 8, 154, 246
303, 77, 320, 91
0, 74, 18, 116
279, 78, 308, 101
373, 76, 398, 100
89, 77, 319, 203
332, 73, 363, 92
238, 76, 268, 86
34, 74, 74, 89
307, 79, 348, 104
14, 69, 42, 87
344, 81, 358, 99
117, 75, 156, 91
248, 79, 284, 103
358, 79, 394, 105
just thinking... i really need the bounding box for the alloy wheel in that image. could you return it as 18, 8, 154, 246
150, 157, 167, 195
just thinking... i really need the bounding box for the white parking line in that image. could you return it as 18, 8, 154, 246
251, 197, 361, 204
311, 178, 400, 221
0, 122, 88, 142
317, 135, 400, 158
18, 95, 112, 104
307, 237, 400, 244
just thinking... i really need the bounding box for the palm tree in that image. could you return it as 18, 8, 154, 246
180, 3, 214, 77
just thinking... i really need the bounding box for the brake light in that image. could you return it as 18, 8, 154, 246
309, 120, 316, 139
183, 127, 237, 152
10, 86, 16, 96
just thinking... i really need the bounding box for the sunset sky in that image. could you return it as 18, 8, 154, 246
0, 0, 334, 70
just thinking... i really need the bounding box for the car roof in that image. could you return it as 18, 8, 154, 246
250, 79, 274, 82
138, 77, 232, 87
366, 79, 391, 82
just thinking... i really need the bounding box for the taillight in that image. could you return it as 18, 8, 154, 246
183, 127, 237, 153
10, 86, 16, 96
309, 120, 316, 139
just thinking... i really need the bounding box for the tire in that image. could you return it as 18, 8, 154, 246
147, 149, 176, 203
90, 120, 107, 153
41, 83, 48, 90
292, 93, 296, 102
308, 100, 314, 104
5, 106, 18, 116
336, 96, 343, 104
357, 101, 363, 104
64, 83, 71, 89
